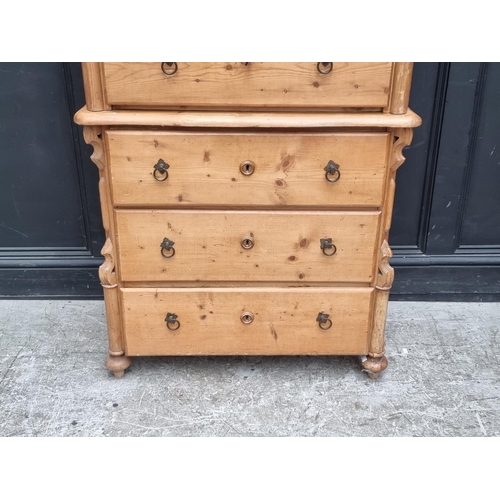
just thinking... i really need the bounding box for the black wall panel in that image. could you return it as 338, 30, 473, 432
0, 63, 104, 297
391, 63, 500, 300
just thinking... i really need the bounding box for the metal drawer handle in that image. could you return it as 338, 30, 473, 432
161, 62, 178, 76
320, 238, 337, 257
324, 160, 341, 183
160, 237, 175, 258
241, 311, 254, 324
240, 160, 255, 176
316, 312, 332, 330
241, 236, 255, 250
165, 312, 180, 331
153, 159, 170, 181
317, 62, 333, 75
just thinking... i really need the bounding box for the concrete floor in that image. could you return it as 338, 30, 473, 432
0, 300, 498, 437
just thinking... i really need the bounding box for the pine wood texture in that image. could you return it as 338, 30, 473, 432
106, 131, 390, 208
121, 287, 374, 356
81, 63, 109, 111
74, 107, 422, 128
114, 210, 381, 283
82, 125, 130, 378
102, 62, 393, 109
362, 128, 415, 378
389, 63, 414, 115
76, 61, 420, 378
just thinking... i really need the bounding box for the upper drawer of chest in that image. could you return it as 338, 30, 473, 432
105, 131, 390, 208
96, 62, 394, 110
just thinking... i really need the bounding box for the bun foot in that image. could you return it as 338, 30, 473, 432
105, 354, 131, 378
360, 354, 388, 379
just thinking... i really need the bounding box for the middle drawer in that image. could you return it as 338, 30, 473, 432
115, 210, 381, 283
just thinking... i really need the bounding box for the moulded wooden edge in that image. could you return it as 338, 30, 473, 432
74, 107, 422, 129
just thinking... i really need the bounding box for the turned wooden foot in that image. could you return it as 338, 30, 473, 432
360, 354, 388, 379
105, 354, 131, 378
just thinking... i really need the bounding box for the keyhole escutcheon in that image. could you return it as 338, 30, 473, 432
240, 160, 255, 176
241, 236, 255, 249
241, 312, 255, 324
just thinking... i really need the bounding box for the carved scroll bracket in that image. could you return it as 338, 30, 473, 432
83, 125, 117, 289
376, 239, 394, 291
374, 127, 414, 290
99, 238, 117, 288
82, 125, 111, 231
83, 126, 105, 171
391, 128, 413, 172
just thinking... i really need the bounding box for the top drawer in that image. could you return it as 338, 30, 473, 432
100, 62, 393, 110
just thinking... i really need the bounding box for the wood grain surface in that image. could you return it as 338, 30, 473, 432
115, 210, 381, 283
121, 287, 374, 355
102, 62, 393, 109
106, 131, 390, 208
75, 107, 422, 128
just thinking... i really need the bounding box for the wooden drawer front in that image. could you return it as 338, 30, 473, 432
115, 210, 380, 284
102, 63, 393, 109
106, 131, 389, 208
121, 288, 373, 356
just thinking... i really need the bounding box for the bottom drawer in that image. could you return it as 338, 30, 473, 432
121, 288, 374, 356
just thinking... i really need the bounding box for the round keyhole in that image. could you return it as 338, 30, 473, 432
241, 236, 255, 249
241, 311, 254, 324
240, 160, 255, 176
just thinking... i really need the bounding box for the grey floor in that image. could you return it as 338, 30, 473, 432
0, 300, 498, 437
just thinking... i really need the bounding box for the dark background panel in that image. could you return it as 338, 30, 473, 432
65, 63, 105, 258
0, 269, 103, 298
0, 63, 87, 249
0, 62, 104, 297
425, 63, 483, 256
390, 62, 443, 251
391, 62, 500, 300
459, 63, 500, 248
392, 266, 500, 302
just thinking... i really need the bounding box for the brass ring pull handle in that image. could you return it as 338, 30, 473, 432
316, 312, 332, 330
317, 62, 333, 75
324, 160, 341, 183
160, 237, 175, 258
165, 312, 180, 331
320, 238, 337, 257
153, 159, 170, 182
240, 160, 255, 176
241, 311, 254, 324
241, 236, 255, 250
161, 62, 178, 76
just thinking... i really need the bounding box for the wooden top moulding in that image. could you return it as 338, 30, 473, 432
74, 107, 422, 129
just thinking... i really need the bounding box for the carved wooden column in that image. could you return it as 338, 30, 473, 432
83, 126, 131, 378
362, 129, 413, 378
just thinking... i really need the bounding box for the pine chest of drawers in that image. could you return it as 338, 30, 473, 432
75, 62, 421, 378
